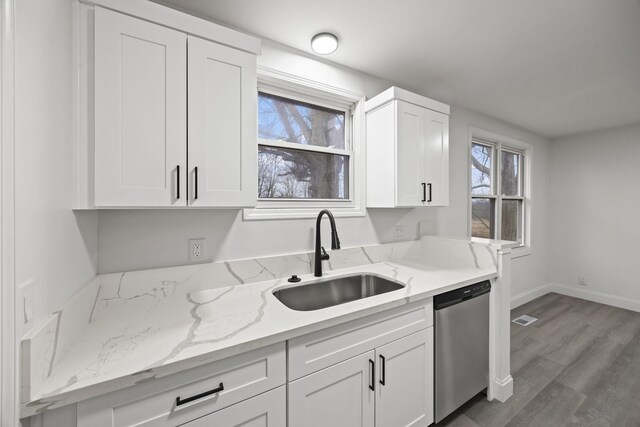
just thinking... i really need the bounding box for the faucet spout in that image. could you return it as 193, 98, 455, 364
314, 209, 341, 277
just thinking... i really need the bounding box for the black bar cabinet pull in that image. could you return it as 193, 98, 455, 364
379, 355, 386, 385
369, 359, 375, 391
427, 183, 432, 202
421, 183, 427, 202
194, 166, 199, 200
176, 165, 180, 199
175, 382, 224, 407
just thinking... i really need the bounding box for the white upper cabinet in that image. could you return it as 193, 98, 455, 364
366, 87, 449, 207
94, 8, 187, 207
187, 35, 257, 207
78, 1, 260, 208
423, 108, 449, 206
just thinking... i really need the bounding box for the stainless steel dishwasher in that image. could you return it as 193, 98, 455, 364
434, 280, 491, 423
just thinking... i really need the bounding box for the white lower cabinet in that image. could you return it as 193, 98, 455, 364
183, 386, 285, 427
76, 343, 285, 427
376, 329, 434, 427
288, 330, 433, 427
288, 351, 375, 427
287, 300, 434, 427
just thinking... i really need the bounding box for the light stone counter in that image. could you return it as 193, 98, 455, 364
21, 236, 512, 417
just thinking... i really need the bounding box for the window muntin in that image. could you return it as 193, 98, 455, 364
470, 139, 526, 245
257, 91, 352, 201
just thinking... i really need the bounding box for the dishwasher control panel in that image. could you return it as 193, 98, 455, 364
434, 280, 491, 310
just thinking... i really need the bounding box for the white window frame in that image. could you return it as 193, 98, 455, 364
468, 127, 532, 258
243, 66, 366, 220
256, 89, 353, 204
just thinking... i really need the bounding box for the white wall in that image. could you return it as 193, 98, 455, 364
550, 123, 640, 302
436, 106, 552, 299
15, 0, 98, 323
98, 40, 441, 272
98, 39, 552, 302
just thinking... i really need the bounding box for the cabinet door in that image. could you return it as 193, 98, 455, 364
94, 7, 187, 207
422, 109, 449, 206
187, 35, 257, 207
395, 101, 425, 207
375, 329, 434, 427
183, 386, 285, 427
288, 351, 375, 427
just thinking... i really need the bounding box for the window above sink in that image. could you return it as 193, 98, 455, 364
243, 67, 367, 220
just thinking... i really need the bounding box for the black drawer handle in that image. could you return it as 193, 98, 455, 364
427, 183, 432, 202
176, 165, 180, 200
194, 166, 199, 200
379, 354, 386, 386
421, 183, 426, 202
175, 382, 224, 407
369, 359, 375, 391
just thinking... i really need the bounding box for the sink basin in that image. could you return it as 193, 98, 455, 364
273, 274, 404, 311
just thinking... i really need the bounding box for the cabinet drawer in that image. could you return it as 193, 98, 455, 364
77, 343, 285, 427
288, 299, 432, 380
183, 386, 285, 427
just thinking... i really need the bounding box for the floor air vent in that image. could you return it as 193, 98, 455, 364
512, 315, 538, 326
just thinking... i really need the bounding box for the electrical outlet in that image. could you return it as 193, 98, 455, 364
18, 279, 35, 333
394, 225, 404, 241
189, 238, 205, 263
578, 276, 587, 286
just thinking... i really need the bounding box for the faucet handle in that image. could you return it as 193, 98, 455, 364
320, 246, 330, 261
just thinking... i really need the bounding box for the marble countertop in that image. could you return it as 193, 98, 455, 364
23, 243, 500, 416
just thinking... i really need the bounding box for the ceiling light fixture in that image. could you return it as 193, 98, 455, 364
311, 32, 339, 55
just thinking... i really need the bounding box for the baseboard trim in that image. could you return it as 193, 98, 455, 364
511, 284, 552, 309
511, 282, 640, 313
548, 283, 640, 313
492, 376, 514, 402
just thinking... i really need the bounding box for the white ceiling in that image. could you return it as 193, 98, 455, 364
156, 0, 640, 138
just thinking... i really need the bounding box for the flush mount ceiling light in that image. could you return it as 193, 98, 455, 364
311, 32, 339, 55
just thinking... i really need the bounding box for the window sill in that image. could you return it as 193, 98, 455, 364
510, 246, 532, 259
242, 205, 366, 221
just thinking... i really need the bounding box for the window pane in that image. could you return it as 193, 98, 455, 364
501, 199, 522, 242
258, 92, 345, 149
258, 145, 349, 199
501, 151, 520, 196
471, 198, 495, 239
471, 143, 492, 195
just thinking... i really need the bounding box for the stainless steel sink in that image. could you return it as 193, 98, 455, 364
273, 274, 404, 311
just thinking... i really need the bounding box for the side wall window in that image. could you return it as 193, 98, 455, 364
470, 137, 528, 245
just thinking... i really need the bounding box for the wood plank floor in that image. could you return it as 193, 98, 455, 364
439, 292, 640, 427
